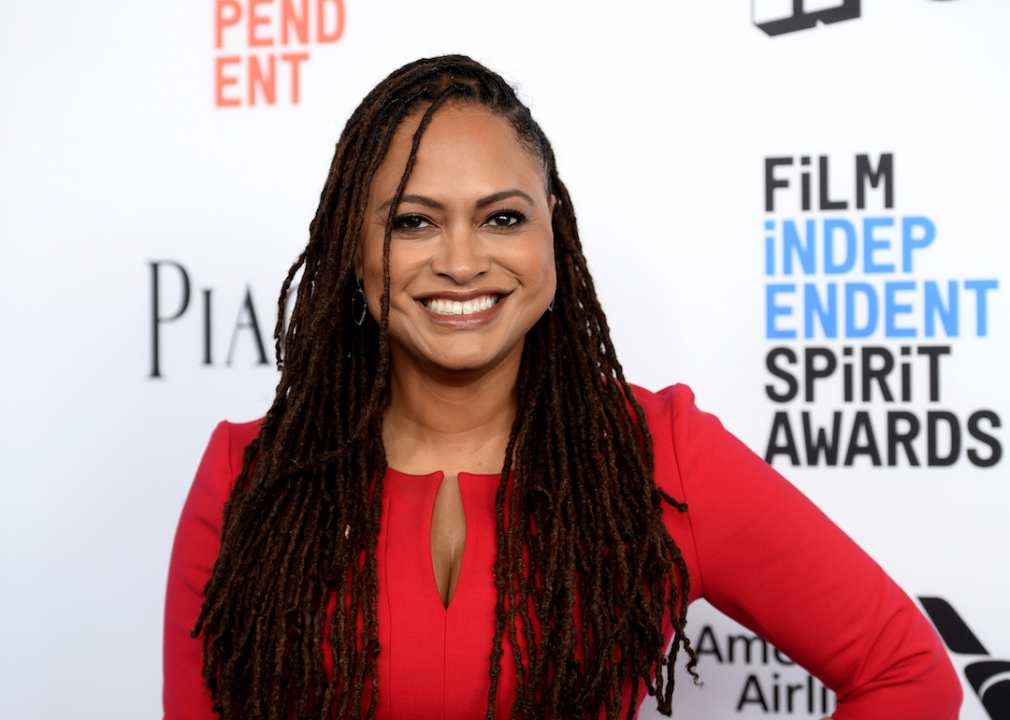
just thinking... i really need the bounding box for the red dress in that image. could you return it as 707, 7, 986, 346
163, 384, 961, 719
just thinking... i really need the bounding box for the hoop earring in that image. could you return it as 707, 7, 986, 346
352, 277, 368, 327
547, 296, 555, 313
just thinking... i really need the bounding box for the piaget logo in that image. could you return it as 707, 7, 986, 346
213, 0, 346, 107
147, 261, 295, 379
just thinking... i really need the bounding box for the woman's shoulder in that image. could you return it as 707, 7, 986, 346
216, 417, 263, 471
627, 382, 694, 417
192, 418, 263, 498
626, 382, 755, 505
628, 382, 725, 447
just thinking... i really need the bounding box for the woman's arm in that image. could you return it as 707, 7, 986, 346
649, 384, 961, 720
163, 420, 256, 720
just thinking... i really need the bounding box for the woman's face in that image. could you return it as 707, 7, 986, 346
355, 103, 556, 376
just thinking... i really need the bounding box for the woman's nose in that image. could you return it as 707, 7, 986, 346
431, 224, 490, 284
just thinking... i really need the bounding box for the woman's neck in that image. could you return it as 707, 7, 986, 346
381, 343, 521, 476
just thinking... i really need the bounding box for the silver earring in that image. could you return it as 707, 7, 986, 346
352, 277, 368, 326
547, 296, 555, 313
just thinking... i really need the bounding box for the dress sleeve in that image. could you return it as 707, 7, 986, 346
163, 422, 241, 720
660, 386, 961, 720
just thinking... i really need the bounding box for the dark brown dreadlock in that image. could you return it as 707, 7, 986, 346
194, 55, 698, 720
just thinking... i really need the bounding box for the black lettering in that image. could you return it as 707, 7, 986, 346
787, 683, 804, 712
226, 286, 270, 366
801, 156, 811, 211
766, 347, 799, 402
967, 411, 1001, 468
901, 346, 912, 401
802, 411, 841, 466
856, 153, 894, 209
765, 157, 793, 212
202, 288, 213, 365
927, 411, 960, 466
844, 411, 882, 466
695, 626, 724, 663
819, 155, 848, 210
917, 346, 951, 402
737, 675, 769, 711
862, 347, 894, 402
728, 634, 769, 664
843, 346, 853, 402
805, 347, 837, 402
887, 411, 921, 467
765, 412, 800, 466
149, 260, 191, 379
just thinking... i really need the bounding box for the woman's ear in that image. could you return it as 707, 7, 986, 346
549, 194, 557, 218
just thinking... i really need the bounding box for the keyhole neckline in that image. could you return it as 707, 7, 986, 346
383, 468, 507, 612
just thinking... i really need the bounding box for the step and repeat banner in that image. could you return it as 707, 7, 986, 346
1, 1, 1007, 718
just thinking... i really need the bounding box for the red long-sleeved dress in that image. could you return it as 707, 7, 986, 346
163, 384, 962, 719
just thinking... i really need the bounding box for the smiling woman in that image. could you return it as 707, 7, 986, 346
163, 56, 962, 720
355, 103, 556, 376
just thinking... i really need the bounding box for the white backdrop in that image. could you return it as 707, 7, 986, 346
1, 1, 1008, 718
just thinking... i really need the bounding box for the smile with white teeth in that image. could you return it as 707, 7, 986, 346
424, 295, 500, 316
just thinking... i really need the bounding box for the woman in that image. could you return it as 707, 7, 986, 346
164, 56, 961, 720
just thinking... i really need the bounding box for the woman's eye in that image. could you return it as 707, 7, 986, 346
393, 214, 432, 231
485, 211, 525, 228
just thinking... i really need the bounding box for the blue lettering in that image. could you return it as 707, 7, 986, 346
925, 281, 958, 338
765, 220, 776, 275
885, 281, 916, 338
863, 218, 895, 273
965, 280, 998, 337
783, 220, 816, 276
767, 284, 797, 339
804, 283, 837, 339
823, 219, 856, 274
901, 217, 935, 273
845, 283, 878, 338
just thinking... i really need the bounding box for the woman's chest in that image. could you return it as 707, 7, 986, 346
371, 471, 517, 719
323, 469, 674, 719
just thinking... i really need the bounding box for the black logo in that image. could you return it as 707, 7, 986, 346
148, 260, 280, 379
920, 597, 1010, 719
752, 0, 860, 37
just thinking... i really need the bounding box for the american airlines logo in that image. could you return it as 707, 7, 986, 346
752, 0, 860, 37
920, 597, 1010, 719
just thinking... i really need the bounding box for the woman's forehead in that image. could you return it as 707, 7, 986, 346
371, 104, 547, 202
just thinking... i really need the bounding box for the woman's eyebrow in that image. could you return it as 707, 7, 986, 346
376, 189, 536, 214
377, 194, 443, 213
474, 189, 536, 208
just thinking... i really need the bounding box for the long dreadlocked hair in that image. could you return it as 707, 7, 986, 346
194, 55, 698, 720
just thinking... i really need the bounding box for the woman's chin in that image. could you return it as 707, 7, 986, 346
424, 350, 510, 376
393, 336, 525, 379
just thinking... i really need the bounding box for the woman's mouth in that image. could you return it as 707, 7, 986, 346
424, 294, 500, 316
